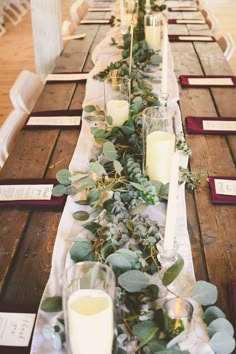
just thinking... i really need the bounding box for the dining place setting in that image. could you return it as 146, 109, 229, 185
0, 0, 235, 354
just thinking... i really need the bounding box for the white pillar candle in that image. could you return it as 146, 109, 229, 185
161, 22, 168, 94
106, 99, 129, 127
164, 151, 179, 251
145, 25, 162, 51
68, 289, 114, 354
146, 131, 175, 184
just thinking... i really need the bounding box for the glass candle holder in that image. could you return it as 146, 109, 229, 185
145, 14, 163, 51
142, 106, 176, 184
62, 262, 116, 354
104, 76, 130, 127
162, 297, 193, 339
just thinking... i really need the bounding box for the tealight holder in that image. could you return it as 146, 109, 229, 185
156, 239, 179, 270
162, 297, 193, 339
144, 13, 163, 52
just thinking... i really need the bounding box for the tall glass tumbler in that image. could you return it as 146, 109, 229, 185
62, 262, 116, 354
142, 106, 176, 184
104, 76, 130, 127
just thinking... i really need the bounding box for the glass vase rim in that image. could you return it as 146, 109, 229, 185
163, 297, 194, 316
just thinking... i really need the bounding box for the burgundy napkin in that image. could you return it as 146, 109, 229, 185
230, 280, 236, 322
168, 7, 198, 12
80, 18, 113, 24
208, 176, 236, 204
179, 75, 236, 87
186, 116, 236, 134
0, 179, 66, 208
24, 109, 83, 129
168, 19, 206, 24
169, 35, 215, 42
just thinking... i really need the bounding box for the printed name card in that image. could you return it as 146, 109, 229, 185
0, 184, 53, 201
27, 116, 81, 127
169, 35, 215, 42
168, 7, 198, 11
46, 73, 89, 82
0, 312, 35, 347
179, 75, 236, 87
168, 19, 206, 24
208, 176, 236, 204
186, 117, 236, 134
80, 18, 112, 24
88, 7, 112, 11
0, 179, 66, 208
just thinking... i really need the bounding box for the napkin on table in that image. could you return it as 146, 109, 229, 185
179, 75, 236, 87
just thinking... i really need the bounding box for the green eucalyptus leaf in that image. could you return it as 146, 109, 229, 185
70, 240, 93, 262
116, 249, 138, 267
69, 172, 89, 182
204, 306, 226, 326
94, 128, 106, 139
103, 141, 117, 161
130, 182, 147, 192
137, 327, 159, 349
150, 54, 162, 66
89, 162, 106, 176
52, 184, 66, 197
209, 332, 235, 354
106, 253, 131, 273
113, 160, 123, 175
41, 296, 62, 312
73, 211, 90, 221
208, 318, 234, 338
95, 138, 109, 145
151, 180, 163, 195
129, 203, 148, 215
87, 189, 100, 203
103, 198, 114, 211
133, 320, 157, 339
76, 200, 90, 205
162, 255, 184, 286
132, 96, 143, 111
120, 125, 134, 136
159, 183, 169, 200
83, 221, 101, 233
118, 270, 149, 292
84, 115, 103, 122
56, 169, 71, 185
84, 105, 96, 112
101, 242, 114, 259
106, 115, 113, 125
192, 280, 217, 306
65, 185, 77, 195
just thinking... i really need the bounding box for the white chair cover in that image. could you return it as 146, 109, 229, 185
218, 33, 236, 61
62, 19, 76, 37
10, 70, 44, 114
70, 0, 89, 25
0, 109, 27, 167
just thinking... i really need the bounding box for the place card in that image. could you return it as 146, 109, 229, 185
88, 7, 112, 11
63, 33, 86, 41
0, 312, 35, 347
168, 7, 198, 11
179, 75, 236, 87
168, 19, 206, 24
208, 176, 236, 204
46, 73, 89, 83
80, 18, 112, 24
24, 109, 82, 128
186, 117, 236, 134
169, 35, 215, 42
0, 179, 66, 208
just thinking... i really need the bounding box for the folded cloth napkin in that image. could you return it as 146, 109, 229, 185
168, 6, 198, 11
46, 73, 89, 83
186, 116, 236, 134
168, 19, 206, 24
208, 176, 236, 204
24, 109, 83, 129
169, 35, 215, 42
179, 75, 236, 87
0, 179, 66, 208
80, 18, 113, 24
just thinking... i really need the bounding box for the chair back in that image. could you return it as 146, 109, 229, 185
218, 33, 236, 61
70, 0, 88, 25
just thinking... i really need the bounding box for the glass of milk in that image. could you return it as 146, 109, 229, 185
104, 76, 130, 127
144, 13, 164, 52
62, 262, 116, 354
142, 106, 176, 184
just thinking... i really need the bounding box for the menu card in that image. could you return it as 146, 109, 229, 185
168, 7, 198, 11
169, 35, 215, 42
0, 179, 66, 208
179, 75, 236, 87
24, 109, 83, 128
0, 312, 35, 347
80, 18, 113, 24
208, 176, 236, 204
186, 117, 236, 134
46, 73, 89, 83
88, 7, 112, 11
168, 19, 206, 24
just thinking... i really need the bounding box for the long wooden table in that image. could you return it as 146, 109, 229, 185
0, 6, 235, 353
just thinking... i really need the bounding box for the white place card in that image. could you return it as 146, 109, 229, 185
27, 116, 81, 126
171, 7, 198, 10
0, 184, 54, 201
80, 19, 111, 24
63, 33, 86, 41
188, 77, 234, 86
46, 73, 89, 82
179, 36, 213, 41
203, 120, 236, 131
215, 179, 236, 196
88, 7, 112, 11
0, 312, 36, 347
176, 19, 205, 24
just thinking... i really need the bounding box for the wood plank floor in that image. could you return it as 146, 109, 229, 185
0, 0, 236, 127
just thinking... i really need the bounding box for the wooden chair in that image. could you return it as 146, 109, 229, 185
218, 33, 236, 61
10, 70, 44, 114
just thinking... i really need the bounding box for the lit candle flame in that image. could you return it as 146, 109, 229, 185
174, 298, 181, 330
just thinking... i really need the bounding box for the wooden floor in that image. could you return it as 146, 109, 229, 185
0, 0, 236, 127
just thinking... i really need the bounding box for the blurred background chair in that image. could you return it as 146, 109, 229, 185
0, 109, 27, 168
10, 70, 44, 114
205, 13, 219, 36
70, 0, 89, 26
218, 33, 236, 61
62, 19, 76, 37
